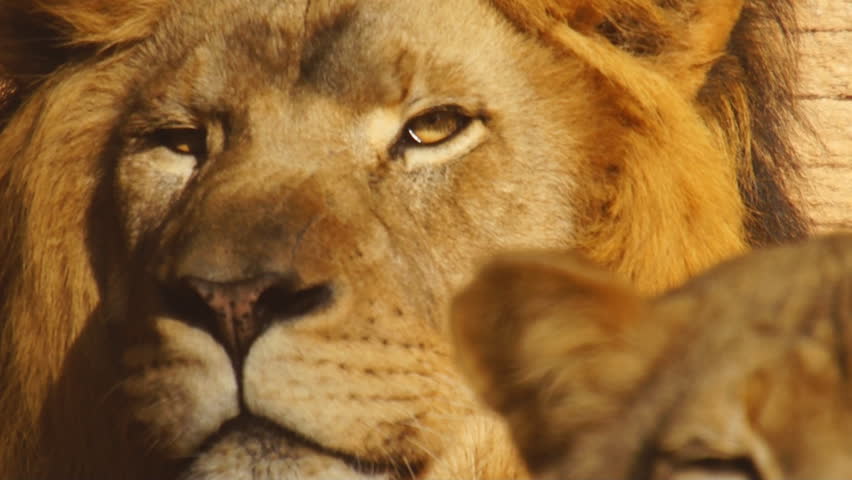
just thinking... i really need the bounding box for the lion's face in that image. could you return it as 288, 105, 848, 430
105, 0, 592, 477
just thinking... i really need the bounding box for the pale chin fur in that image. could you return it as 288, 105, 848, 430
179, 421, 395, 480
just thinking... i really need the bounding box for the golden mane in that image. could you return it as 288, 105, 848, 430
492, 0, 810, 247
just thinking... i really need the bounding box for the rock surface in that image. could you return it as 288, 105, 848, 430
799, 0, 852, 232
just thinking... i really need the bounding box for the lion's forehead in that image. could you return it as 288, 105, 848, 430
140, 0, 515, 89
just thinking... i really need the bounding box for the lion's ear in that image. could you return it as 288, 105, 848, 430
451, 251, 656, 474
492, 0, 744, 100
0, 0, 165, 94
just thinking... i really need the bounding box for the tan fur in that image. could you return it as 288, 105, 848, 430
453, 234, 852, 479
0, 0, 809, 478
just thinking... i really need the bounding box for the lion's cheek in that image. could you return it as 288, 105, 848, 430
242, 323, 461, 462
121, 318, 240, 457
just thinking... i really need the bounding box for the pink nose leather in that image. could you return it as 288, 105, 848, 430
186, 275, 281, 361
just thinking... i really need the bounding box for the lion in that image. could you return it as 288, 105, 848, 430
0, 0, 809, 479
452, 233, 852, 480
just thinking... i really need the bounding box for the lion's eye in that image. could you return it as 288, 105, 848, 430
404, 108, 471, 146
385, 105, 487, 170
156, 128, 207, 156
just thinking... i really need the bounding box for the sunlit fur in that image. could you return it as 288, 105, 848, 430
0, 0, 808, 478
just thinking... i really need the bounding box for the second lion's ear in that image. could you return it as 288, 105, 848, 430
490, 0, 745, 101
450, 251, 654, 475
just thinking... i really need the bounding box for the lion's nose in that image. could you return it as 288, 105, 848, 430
163, 274, 333, 364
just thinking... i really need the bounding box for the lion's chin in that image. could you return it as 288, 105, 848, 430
178, 416, 407, 480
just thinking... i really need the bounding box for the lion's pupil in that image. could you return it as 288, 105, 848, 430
158, 128, 207, 156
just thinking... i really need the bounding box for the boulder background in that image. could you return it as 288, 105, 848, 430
799, 0, 851, 232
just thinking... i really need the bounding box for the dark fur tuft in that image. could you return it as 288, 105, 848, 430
0, 1, 166, 129
699, 0, 811, 246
